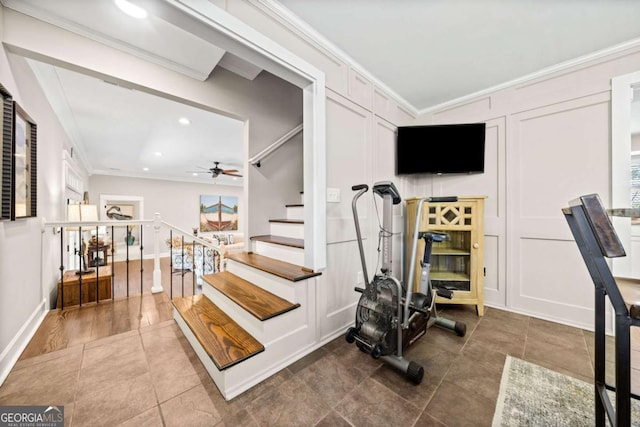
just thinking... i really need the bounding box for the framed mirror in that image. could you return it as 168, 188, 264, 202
0, 83, 12, 220
11, 102, 37, 219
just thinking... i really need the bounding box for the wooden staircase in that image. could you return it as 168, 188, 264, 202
172, 202, 321, 400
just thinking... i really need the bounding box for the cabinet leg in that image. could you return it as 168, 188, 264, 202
476, 304, 484, 316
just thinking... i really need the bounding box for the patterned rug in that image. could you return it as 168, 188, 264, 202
492, 356, 640, 426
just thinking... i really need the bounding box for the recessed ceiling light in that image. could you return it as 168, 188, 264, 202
143, 167, 149, 171
192, 173, 198, 176
114, 0, 148, 19
233, 177, 238, 181
154, 151, 162, 157
179, 117, 191, 125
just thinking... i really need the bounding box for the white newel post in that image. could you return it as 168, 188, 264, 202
151, 213, 163, 293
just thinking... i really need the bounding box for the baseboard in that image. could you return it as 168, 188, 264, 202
0, 300, 47, 386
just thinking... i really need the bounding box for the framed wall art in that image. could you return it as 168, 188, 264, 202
11, 102, 37, 220
199, 195, 238, 232
0, 83, 12, 220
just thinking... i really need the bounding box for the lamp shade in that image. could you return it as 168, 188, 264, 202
80, 205, 98, 222
67, 204, 81, 222
67, 204, 98, 222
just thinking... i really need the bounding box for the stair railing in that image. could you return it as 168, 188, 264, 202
45, 213, 225, 309
161, 219, 225, 300
249, 123, 302, 167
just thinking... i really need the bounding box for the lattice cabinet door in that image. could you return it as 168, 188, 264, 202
406, 196, 486, 316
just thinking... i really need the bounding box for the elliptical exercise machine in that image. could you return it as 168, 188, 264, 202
345, 181, 466, 384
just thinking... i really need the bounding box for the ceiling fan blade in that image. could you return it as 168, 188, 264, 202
221, 169, 239, 173
223, 172, 243, 177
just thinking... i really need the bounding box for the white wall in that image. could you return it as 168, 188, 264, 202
410, 45, 640, 329
89, 174, 244, 254
1, 7, 303, 244
0, 3, 304, 384
0, 5, 86, 380
222, 1, 415, 339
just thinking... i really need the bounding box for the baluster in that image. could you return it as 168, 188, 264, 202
60, 226, 65, 310
79, 225, 83, 307
111, 225, 115, 300
169, 230, 173, 300
140, 225, 144, 295
151, 213, 163, 294
95, 225, 99, 304
192, 240, 196, 296
181, 235, 185, 297
126, 225, 130, 298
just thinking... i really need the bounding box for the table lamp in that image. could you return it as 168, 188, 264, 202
67, 204, 98, 275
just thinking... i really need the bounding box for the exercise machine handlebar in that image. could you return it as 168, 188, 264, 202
352, 184, 370, 287
404, 196, 458, 328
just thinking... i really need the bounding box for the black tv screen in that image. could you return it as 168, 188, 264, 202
396, 123, 486, 175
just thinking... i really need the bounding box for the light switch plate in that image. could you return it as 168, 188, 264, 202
327, 187, 341, 203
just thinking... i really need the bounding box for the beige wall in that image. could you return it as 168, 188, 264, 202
89, 174, 245, 255
411, 45, 640, 328
0, 13, 78, 379
0, 4, 303, 382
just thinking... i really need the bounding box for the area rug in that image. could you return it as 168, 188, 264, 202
492, 356, 640, 426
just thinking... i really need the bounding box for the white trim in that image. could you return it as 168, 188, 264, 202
0, 301, 47, 386
419, 37, 640, 115
133, 0, 326, 270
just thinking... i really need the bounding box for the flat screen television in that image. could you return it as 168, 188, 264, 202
396, 123, 486, 175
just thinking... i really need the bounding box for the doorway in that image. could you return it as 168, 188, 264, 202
611, 71, 640, 278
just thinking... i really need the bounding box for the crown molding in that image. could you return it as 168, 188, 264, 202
417, 37, 640, 116
254, 0, 418, 117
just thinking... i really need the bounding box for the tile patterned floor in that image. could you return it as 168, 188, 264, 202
0, 300, 632, 426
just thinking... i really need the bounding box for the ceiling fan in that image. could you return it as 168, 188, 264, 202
190, 161, 242, 178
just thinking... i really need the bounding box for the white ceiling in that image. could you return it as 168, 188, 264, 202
276, 0, 640, 112
29, 60, 245, 184
5, 0, 640, 184
4, 0, 260, 186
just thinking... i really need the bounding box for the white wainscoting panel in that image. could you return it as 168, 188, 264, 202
483, 234, 503, 307
507, 93, 611, 328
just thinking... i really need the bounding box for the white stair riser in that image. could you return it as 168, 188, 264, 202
252, 241, 304, 266
173, 276, 319, 400
286, 206, 304, 220
269, 222, 304, 239
226, 258, 298, 301
201, 279, 308, 343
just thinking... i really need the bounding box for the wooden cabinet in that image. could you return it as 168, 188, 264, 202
57, 266, 112, 308
406, 196, 485, 316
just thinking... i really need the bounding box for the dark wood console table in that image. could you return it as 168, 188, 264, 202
57, 266, 112, 308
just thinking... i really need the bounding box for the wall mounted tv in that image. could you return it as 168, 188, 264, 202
396, 123, 486, 175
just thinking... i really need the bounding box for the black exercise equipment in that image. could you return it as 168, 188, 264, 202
563, 194, 640, 426
345, 181, 466, 384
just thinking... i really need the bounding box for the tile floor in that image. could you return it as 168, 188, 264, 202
1, 298, 619, 426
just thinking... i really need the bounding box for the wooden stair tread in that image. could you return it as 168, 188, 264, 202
203, 271, 300, 320
268, 218, 303, 224
228, 252, 321, 282
173, 295, 264, 370
250, 235, 304, 249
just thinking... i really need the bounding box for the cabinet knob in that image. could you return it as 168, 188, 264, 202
473, 243, 480, 249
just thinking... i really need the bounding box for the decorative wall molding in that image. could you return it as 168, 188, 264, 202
419, 37, 640, 116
